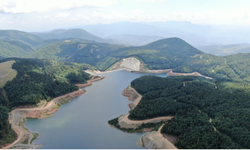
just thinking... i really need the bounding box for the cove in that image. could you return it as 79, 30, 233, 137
24, 70, 167, 149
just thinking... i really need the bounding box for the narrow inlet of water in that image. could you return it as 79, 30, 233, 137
25, 70, 167, 149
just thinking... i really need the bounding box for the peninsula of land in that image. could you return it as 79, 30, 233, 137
3, 76, 104, 149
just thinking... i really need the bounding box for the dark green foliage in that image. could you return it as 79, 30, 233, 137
0, 89, 6, 106
108, 117, 120, 128
112, 38, 202, 69
161, 112, 210, 136
4, 71, 78, 107
66, 71, 90, 84
130, 75, 250, 148
27, 37, 250, 83
129, 76, 214, 120
175, 125, 240, 149
212, 109, 250, 148
27, 37, 214, 71
28, 41, 125, 71
0, 105, 14, 144
0, 58, 92, 145
3, 58, 91, 108
0, 125, 17, 147
108, 117, 163, 133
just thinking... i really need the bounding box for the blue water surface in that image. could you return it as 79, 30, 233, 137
25, 70, 167, 149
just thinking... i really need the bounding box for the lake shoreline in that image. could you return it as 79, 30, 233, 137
2, 76, 104, 149
86, 68, 213, 80
4, 67, 213, 149
108, 85, 175, 149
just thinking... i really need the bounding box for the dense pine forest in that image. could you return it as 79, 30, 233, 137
127, 75, 250, 148
0, 58, 92, 146
1, 29, 250, 148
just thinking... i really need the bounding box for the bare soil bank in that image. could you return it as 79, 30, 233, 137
111, 86, 176, 149
167, 70, 213, 80
138, 124, 177, 149
2, 76, 104, 149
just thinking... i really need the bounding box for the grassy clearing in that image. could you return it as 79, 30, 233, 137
0, 60, 17, 88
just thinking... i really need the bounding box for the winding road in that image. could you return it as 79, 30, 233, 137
2, 76, 104, 149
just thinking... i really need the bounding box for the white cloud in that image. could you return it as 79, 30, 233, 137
0, 0, 118, 13
131, 0, 167, 2
145, 0, 166, 2
55, 12, 71, 19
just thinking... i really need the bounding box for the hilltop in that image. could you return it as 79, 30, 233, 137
32, 29, 103, 42
32, 29, 119, 45
0, 29, 121, 59
27, 37, 203, 71
0, 30, 43, 46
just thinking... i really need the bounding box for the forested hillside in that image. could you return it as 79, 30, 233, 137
2, 32, 250, 148
28, 40, 127, 70
0, 58, 94, 146
110, 38, 203, 69
0, 30, 43, 46
27, 37, 205, 71
32, 29, 103, 42
32, 29, 119, 45
0, 30, 43, 59
127, 75, 250, 148
0, 29, 121, 60
0, 40, 28, 58
28, 36, 249, 83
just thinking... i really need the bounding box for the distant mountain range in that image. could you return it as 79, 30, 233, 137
1, 21, 250, 60
78, 21, 250, 47
2, 22, 250, 149
79, 21, 214, 47
27, 37, 203, 71
198, 43, 250, 56
0, 29, 120, 58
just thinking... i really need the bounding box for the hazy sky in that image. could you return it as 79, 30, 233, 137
0, 0, 249, 31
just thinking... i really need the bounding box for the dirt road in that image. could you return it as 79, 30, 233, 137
2, 76, 104, 149
118, 86, 174, 129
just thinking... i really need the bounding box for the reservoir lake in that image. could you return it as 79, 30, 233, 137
25, 70, 167, 149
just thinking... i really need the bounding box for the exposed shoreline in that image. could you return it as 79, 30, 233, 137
2, 76, 104, 149
167, 70, 213, 80
138, 124, 177, 149
86, 68, 213, 80
109, 85, 176, 149
4, 62, 213, 149
108, 66, 214, 149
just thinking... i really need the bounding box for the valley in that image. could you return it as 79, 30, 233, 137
1, 25, 250, 149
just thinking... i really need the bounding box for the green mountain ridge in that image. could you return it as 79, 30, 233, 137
1, 33, 250, 149
27, 40, 127, 70
33, 29, 102, 41
0, 30, 44, 46
0, 39, 29, 58
27, 37, 203, 71
32, 29, 119, 45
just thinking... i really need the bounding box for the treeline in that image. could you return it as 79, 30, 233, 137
4, 58, 91, 107
128, 75, 250, 148
0, 58, 92, 146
